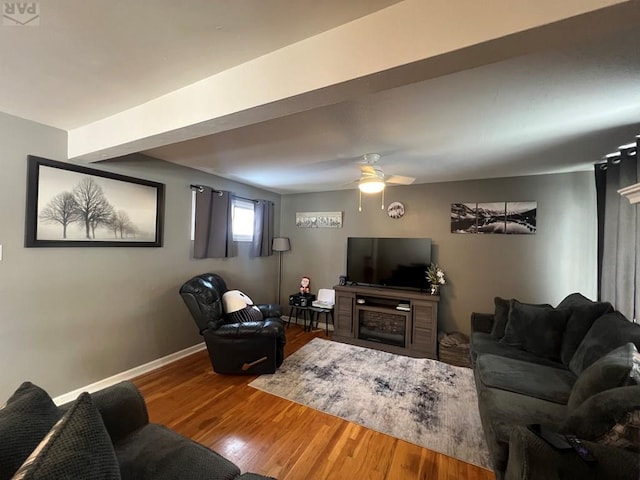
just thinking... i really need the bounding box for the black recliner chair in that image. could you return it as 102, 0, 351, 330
179, 273, 286, 374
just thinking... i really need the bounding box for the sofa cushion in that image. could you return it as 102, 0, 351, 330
0, 382, 62, 480
477, 354, 576, 404
505, 424, 640, 480
490, 297, 511, 339
560, 301, 614, 367
569, 311, 640, 375
500, 300, 570, 362
567, 343, 639, 411
476, 386, 567, 472
12, 392, 120, 480
470, 332, 564, 368
561, 385, 640, 444
115, 423, 241, 480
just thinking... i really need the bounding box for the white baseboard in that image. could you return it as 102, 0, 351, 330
53, 342, 206, 406
54, 318, 332, 405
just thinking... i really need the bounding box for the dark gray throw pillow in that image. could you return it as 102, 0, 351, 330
567, 343, 639, 411
500, 299, 570, 362
569, 311, 640, 375
490, 297, 510, 339
560, 301, 613, 367
0, 382, 62, 480
490, 297, 552, 340
557, 292, 599, 310
561, 385, 640, 443
12, 392, 120, 480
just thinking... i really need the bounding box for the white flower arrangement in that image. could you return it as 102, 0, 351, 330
426, 263, 446, 285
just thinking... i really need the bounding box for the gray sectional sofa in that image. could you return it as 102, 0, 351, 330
0, 380, 274, 480
470, 293, 640, 480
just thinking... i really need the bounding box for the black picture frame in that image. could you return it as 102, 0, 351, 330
450, 202, 537, 234
25, 155, 165, 247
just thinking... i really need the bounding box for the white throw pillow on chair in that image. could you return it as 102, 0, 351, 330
222, 290, 263, 323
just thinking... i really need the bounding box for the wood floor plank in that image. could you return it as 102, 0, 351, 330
133, 325, 495, 480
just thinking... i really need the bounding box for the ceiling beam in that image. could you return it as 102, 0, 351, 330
68, 0, 639, 162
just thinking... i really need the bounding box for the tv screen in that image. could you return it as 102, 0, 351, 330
346, 237, 432, 290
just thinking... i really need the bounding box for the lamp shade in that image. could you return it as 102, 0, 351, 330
272, 237, 291, 252
359, 177, 385, 193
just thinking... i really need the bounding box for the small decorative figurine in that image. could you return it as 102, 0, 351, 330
300, 276, 311, 294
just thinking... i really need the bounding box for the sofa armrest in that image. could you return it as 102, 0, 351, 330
505, 425, 640, 480
89, 381, 149, 444
208, 320, 284, 339
471, 312, 494, 334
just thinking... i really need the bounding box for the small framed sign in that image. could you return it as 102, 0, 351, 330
295, 211, 343, 228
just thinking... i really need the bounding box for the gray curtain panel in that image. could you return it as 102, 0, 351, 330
193, 188, 236, 258
251, 200, 274, 257
599, 143, 639, 321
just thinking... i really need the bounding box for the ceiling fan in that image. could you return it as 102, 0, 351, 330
356, 153, 415, 193
353, 153, 416, 212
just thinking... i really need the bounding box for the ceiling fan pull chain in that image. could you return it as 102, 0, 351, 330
381, 189, 385, 209
358, 189, 362, 212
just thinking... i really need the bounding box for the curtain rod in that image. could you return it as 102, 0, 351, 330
189, 184, 259, 203
599, 138, 638, 163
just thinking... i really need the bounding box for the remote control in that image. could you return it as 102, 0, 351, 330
565, 435, 597, 463
527, 424, 571, 450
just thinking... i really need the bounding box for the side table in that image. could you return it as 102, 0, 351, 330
288, 305, 334, 334
288, 305, 313, 331
308, 306, 334, 335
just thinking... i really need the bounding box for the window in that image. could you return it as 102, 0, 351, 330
232, 198, 254, 242
190, 192, 255, 242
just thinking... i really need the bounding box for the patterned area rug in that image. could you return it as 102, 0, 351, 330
249, 338, 491, 469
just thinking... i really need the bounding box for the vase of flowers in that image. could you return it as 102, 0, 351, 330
425, 263, 446, 295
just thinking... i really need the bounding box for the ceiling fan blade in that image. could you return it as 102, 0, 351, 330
387, 175, 415, 185
360, 165, 376, 174
340, 178, 361, 186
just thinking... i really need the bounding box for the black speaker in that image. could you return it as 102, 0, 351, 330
289, 293, 315, 307
339, 275, 347, 286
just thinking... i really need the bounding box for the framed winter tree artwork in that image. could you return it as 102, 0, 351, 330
25, 156, 165, 247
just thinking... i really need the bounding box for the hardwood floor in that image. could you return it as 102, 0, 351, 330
133, 325, 495, 480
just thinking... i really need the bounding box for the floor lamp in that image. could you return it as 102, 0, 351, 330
272, 237, 291, 306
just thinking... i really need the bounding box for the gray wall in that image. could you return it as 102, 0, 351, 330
280, 172, 597, 335
0, 109, 598, 399
0, 112, 281, 399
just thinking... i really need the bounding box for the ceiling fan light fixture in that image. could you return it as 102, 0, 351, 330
359, 177, 385, 193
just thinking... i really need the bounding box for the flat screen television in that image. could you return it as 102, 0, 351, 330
346, 237, 432, 290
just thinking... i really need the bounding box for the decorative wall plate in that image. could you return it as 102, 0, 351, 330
387, 201, 405, 219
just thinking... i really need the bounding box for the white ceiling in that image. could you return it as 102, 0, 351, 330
2, 1, 639, 194
0, 0, 401, 129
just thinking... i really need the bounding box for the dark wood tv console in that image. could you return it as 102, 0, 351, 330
333, 285, 439, 359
